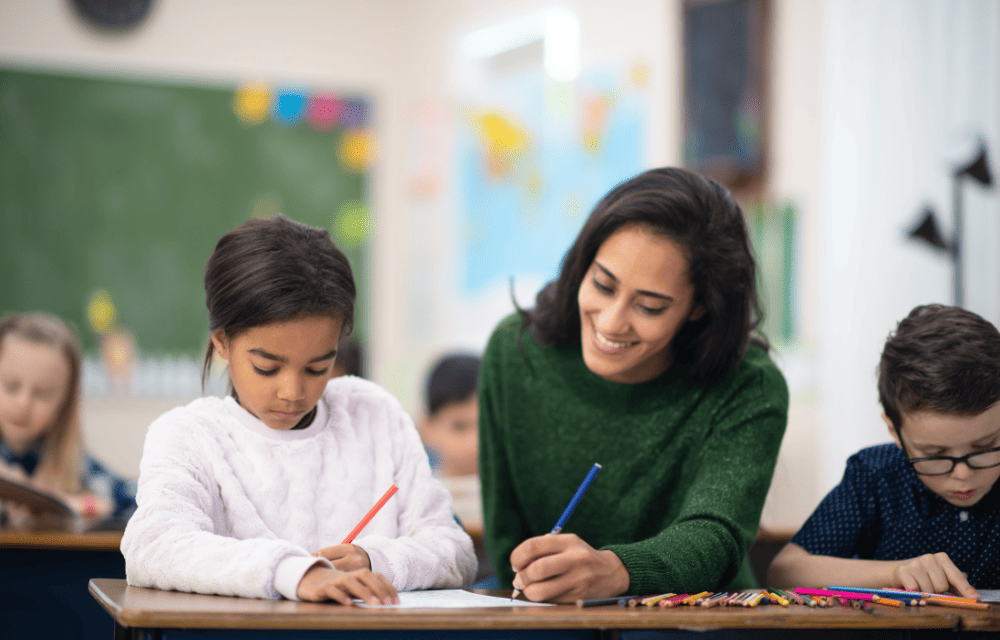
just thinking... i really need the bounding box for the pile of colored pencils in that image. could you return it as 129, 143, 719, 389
576, 587, 990, 611
578, 589, 817, 608
801, 587, 990, 611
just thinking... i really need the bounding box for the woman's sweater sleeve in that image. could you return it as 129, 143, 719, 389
479, 322, 532, 587
604, 363, 789, 594
349, 396, 477, 590
120, 409, 315, 600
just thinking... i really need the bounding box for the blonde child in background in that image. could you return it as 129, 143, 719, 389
0, 312, 136, 529
122, 215, 476, 604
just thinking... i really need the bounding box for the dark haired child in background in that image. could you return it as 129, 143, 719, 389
332, 336, 365, 379
418, 353, 493, 584
768, 304, 1000, 598
420, 354, 480, 479
122, 215, 476, 605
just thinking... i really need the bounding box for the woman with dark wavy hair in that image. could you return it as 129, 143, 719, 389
480, 167, 789, 603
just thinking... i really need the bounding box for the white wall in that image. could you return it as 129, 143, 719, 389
762, 0, 826, 528
815, 0, 1000, 494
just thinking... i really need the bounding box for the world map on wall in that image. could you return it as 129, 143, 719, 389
456, 65, 648, 294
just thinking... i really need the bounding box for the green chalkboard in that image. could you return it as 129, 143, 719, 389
0, 68, 371, 354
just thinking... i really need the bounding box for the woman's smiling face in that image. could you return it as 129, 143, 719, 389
577, 224, 703, 384
211, 314, 342, 430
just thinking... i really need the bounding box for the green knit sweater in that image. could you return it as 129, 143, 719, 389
479, 313, 789, 595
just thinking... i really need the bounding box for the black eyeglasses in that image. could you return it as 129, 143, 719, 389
895, 426, 1000, 476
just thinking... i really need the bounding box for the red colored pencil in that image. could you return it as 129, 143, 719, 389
342, 485, 399, 543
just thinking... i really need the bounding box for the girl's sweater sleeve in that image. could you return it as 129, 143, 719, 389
604, 363, 789, 594
348, 394, 477, 590
120, 408, 319, 600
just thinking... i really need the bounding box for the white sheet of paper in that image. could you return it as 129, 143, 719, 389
353, 589, 552, 608
977, 589, 1000, 603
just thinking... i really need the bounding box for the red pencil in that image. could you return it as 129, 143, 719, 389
342, 485, 399, 544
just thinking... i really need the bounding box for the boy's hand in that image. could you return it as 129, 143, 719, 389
891, 552, 979, 599
296, 565, 398, 605
313, 544, 372, 572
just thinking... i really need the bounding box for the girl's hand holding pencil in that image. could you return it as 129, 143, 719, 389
313, 484, 398, 571
296, 564, 398, 606
303, 484, 400, 604
314, 544, 373, 572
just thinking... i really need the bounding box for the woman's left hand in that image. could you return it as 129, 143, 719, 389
314, 544, 373, 571
510, 533, 630, 603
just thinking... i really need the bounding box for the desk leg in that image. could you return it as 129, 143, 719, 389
114, 622, 161, 640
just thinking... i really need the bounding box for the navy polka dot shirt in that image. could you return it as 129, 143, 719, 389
793, 444, 1000, 588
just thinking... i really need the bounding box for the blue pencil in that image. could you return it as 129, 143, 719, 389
828, 586, 926, 600
551, 462, 602, 534
511, 462, 603, 600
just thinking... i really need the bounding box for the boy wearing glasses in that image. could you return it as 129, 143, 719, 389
768, 305, 1000, 598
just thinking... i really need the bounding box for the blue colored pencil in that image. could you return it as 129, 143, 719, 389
575, 595, 639, 607
551, 463, 602, 534
512, 463, 603, 600
827, 586, 929, 601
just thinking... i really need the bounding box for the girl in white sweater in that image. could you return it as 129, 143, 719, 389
121, 215, 476, 604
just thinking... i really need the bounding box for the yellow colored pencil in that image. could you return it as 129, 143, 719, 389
682, 591, 711, 605
747, 592, 768, 608
641, 593, 676, 607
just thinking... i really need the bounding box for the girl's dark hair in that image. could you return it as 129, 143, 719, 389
878, 304, 1000, 429
521, 167, 764, 387
201, 215, 356, 388
425, 353, 482, 415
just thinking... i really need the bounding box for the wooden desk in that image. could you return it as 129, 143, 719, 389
0, 527, 122, 551
90, 578, 998, 640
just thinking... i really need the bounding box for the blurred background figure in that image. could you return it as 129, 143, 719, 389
420, 353, 480, 479
332, 336, 365, 379
418, 352, 493, 584
99, 326, 137, 396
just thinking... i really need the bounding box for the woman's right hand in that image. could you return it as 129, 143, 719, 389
295, 564, 399, 605
891, 552, 979, 599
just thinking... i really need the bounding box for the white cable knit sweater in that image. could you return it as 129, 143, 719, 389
121, 376, 477, 600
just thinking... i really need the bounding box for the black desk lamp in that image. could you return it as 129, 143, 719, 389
907, 140, 993, 306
